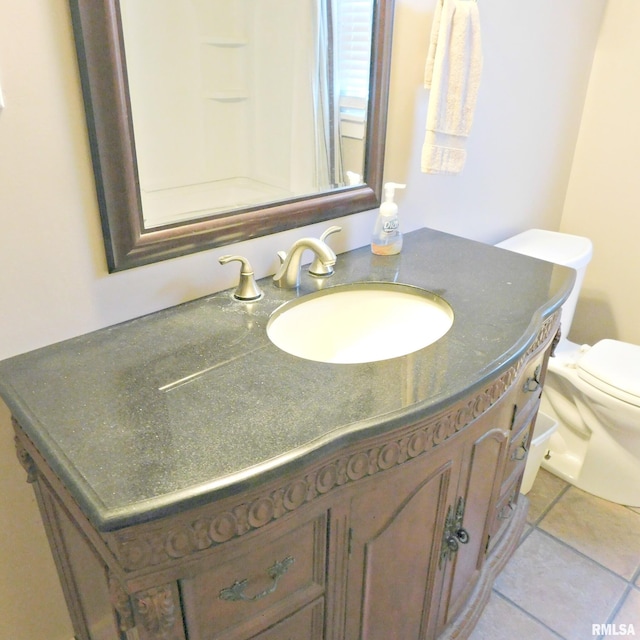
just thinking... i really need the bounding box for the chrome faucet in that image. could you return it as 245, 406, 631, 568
273, 237, 337, 289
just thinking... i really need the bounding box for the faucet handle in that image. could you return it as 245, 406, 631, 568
219, 255, 263, 301
309, 226, 342, 277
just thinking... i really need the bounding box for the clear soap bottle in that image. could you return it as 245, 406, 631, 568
371, 182, 406, 255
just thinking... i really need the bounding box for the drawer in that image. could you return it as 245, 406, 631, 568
502, 415, 534, 490
181, 512, 327, 640
487, 480, 520, 553
511, 352, 546, 426
252, 598, 324, 640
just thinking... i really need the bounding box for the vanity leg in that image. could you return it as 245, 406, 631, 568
15, 435, 89, 639
14, 431, 126, 640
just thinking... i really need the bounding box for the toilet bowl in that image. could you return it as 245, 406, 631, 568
496, 229, 640, 507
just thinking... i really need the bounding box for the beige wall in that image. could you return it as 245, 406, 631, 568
387, 0, 606, 244
0, 1, 605, 638
561, 0, 640, 346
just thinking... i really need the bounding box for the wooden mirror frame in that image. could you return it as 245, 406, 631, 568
69, 0, 395, 272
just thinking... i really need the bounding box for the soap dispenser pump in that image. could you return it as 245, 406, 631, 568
371, 182, 406, 255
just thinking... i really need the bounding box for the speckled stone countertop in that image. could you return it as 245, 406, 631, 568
0, 228, 574, 531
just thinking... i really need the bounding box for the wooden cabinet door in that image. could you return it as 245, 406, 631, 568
344, 445, 461, 640
436, 416, 509, 631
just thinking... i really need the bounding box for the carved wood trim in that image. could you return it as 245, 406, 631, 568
551, 325, 562, 357
13, 420, 37, 483
108, 312, 560, 572
14, 425, 128, 578
324, 504, 350, 640
133, 585, 177, 638
109, 572, 135, 633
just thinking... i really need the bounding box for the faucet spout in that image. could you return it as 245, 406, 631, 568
273, 238, 337, 289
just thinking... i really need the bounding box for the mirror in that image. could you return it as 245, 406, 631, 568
69, 0, 395, 271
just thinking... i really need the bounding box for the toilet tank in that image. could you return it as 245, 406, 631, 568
496, 229, 593, 340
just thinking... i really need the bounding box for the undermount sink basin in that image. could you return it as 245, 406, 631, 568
267, 283, 454, 364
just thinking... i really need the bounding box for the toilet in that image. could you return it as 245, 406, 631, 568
496, 229, 640, 507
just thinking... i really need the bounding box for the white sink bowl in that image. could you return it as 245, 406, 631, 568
267, 283, 453, 364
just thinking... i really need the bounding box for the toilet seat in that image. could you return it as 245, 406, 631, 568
577, 339, 640, 408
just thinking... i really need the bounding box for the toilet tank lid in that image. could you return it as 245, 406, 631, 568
577, 339, 640, 407
496, 229, 593, 270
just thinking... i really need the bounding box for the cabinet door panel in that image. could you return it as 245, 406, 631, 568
346, 454, 459, 640
439, 424, 508, 628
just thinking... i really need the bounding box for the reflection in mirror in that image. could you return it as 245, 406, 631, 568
69, 0, 395, 271
120, 0, 373, 229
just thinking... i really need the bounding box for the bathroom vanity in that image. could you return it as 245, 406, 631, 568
0, 229, 574, 640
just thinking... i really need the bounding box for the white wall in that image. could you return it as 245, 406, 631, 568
0, 1, 605, 638
561, 0, 640, 346
387, 0, 606, 244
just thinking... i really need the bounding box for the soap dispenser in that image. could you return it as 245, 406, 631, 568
371, 182, 406, 255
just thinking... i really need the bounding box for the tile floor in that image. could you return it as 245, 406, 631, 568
470, 469, 640, 640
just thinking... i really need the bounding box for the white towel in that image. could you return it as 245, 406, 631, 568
422, 0, 483, 175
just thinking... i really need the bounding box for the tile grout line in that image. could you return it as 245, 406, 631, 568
530, 527, 635, 585
514, 480, 571, 549
494, 528, 627, 640
496, 525, 623, 640
603, 583, 635, 634
529, 500, 638, 640
524, 481, 635, 639
528, 481, 572, 527
491, 588, 567, 639
495, 481, 571, 637
529, 482, 640, 585
490, 477, 639, 640
630, 540, 640, 587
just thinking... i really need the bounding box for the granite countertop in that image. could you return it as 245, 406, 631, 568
0, 228, 575, 531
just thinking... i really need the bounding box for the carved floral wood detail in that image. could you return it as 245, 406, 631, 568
110, 312, 560, 572
133, 586, 177, 637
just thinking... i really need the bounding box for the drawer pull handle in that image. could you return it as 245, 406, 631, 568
498, 502, 516, 520
523, 365, 542, 393
512, 442, 528, 461
219, 556, 295, 602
